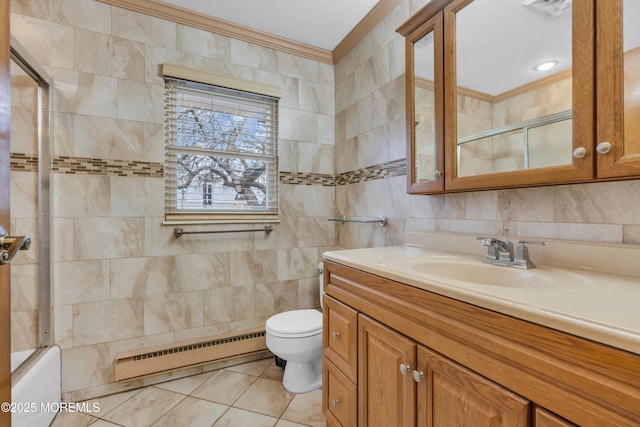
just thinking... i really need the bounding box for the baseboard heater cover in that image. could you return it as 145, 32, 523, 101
114, 327, 267, 381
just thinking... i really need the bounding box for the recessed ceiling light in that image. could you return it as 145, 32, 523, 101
533, 60, 559, 71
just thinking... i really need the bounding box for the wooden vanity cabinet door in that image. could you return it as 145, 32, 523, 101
323, 295, 358, 382
358, 314, 416, 427
416, 346, 531, 427
323, 356, 357, 427
534, 407, 578, 427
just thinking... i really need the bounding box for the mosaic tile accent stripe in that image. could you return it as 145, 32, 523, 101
52, 156, 164, 177
279, 171, 335, 186
335, 158, 406, 185
279, 159, 406, 186
12, 153, 407, 186
10, 153, 39, 173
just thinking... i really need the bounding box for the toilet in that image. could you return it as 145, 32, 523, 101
265, 262, 324, 393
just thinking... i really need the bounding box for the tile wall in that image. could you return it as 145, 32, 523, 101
10, 0, 336, 400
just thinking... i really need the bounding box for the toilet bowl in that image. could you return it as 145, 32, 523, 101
265, 262, 324, 393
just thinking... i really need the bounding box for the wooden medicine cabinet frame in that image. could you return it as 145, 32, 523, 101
404, 12, 445, 193
398, 0, 597, 194
596, 0, 640, 178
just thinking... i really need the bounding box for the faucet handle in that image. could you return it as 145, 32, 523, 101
477, 237, 496, 246
513, 240, 545, 269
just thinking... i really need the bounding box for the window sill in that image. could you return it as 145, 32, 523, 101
163, 218, 281, 226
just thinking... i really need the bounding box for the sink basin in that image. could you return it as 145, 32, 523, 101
408, 261, 552, 288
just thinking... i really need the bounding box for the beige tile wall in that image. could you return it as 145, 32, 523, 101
10, 0, 336, 400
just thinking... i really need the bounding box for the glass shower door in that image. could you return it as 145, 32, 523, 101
9, 41, 51, 373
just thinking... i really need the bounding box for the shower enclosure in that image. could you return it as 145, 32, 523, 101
9, 36, 59, 427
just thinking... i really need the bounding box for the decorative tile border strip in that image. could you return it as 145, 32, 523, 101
13, 153, 407, 186
279, 171, 335, 186
279, 159, 406, 187
10, 153, 39, 173
52, 156, 164, 177
335, 158, 406, 185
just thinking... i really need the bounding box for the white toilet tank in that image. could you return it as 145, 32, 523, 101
318, 262, 325, 309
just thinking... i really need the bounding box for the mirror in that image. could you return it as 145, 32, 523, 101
453, 0, 573, 177
623, 0, 640, 156
407, 13, 443, 192
414, 33, 437, 182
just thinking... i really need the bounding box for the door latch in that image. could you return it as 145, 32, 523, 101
0, 226, 31, 265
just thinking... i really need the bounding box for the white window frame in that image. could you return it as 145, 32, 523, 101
163, 64, 281, 224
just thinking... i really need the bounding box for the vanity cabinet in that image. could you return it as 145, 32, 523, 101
398, 0, 640, 193
322, 260, 640, 426
323, 296, 358, 427
323, 356, 357, 427
359, 314, 416, 426
360, 314, 529, 427
416, 346, 530, 426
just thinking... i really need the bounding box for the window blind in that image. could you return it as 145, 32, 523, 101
163, 73, 280, 223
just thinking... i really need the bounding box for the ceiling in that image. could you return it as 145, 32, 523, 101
109, 0, 640, 96
161, 0, 381, 51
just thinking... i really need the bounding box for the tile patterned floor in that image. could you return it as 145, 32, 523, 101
50, 358, 325, 427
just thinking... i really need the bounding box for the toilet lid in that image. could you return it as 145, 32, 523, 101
266, 309, 322, 337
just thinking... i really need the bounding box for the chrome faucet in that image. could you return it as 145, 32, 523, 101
477, 229, 544, 269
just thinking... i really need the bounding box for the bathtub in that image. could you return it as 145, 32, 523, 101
11, 346, 61, 427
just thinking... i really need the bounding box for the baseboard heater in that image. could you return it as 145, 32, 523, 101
114, 327, 268, 381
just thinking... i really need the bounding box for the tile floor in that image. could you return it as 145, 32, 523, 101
50, 358, 325, 427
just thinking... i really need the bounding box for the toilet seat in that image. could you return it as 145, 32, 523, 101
266, 309, 322, 339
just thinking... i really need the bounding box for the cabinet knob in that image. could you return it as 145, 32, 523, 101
572, 147, 587, 159
596, 141, 612, 154
332, 399, 340, 407
399, 364, 411, 375
331, 331, 340, 339
412, 370, 425, 383
434, 169, 443, 177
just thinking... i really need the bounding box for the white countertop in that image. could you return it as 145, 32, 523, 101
323, 232, 640, 355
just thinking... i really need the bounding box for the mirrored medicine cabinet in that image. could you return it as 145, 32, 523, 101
398, 0, 640, 194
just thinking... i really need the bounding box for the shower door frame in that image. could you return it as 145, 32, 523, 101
9, 37, 52, 351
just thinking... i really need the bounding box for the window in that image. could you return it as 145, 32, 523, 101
163, 64, 280, 223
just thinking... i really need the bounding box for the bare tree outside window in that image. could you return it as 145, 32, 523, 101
164, 77, 279, 218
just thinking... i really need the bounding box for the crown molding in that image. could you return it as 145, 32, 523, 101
97, 0, 334, 64
97, 0, 399, 65
333, 0, 403, 63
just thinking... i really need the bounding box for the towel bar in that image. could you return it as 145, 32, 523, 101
174, 225, 273, 238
